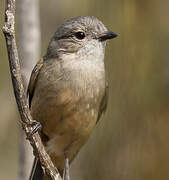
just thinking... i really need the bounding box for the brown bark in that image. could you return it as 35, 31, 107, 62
16, 0, 41, 179
2, 0, 62, 179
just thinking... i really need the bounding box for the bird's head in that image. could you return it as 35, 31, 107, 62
45, 16, 117, 60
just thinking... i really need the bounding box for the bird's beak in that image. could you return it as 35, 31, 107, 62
99, 31, 118, 41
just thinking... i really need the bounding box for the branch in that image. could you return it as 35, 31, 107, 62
17, 0, 41, 179
2, 0, 62, 179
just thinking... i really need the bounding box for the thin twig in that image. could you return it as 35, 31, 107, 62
2, 0, 62, 179
17, 0, 41, 178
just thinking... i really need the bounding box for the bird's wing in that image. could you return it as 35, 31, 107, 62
96, 82, 109, 123
27, 58, 44, 107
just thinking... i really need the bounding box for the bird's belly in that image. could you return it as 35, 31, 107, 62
31, 82, 103, 169
30, 60, 105, 170
45, 102, 98, 165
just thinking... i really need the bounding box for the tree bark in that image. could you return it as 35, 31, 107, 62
2, 0, 62, 179
16, 0, 41, 179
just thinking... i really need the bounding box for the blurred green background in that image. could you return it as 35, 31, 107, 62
1, 0, 169, 179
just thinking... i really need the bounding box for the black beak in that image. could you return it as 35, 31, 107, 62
99, 31, 118, 41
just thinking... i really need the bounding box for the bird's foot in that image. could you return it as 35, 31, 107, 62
27, 120, 42, 139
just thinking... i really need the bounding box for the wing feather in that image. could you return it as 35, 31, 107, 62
27, 58, 44, 107
97, 82, 108, 123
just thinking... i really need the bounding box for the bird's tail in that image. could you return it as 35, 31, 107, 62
29, 157, 64, 180
29, 158, 44, 180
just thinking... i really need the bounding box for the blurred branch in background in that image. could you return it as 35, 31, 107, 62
3, 0, 62, 179
17, 0, 41, 87
16, 0, 41, 179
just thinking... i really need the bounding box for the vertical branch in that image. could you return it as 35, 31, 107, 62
2, 0, 62, 179
17, 0, 41, 87
17, 0, 41, 179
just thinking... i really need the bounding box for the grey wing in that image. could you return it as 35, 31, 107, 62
97, 82, 109, 123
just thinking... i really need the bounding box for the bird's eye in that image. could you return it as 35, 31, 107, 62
74, 31, 86, 40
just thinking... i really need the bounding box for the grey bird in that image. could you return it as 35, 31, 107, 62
28, 16, 117, 180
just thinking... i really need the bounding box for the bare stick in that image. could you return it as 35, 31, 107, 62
2, 0, 62, 179
17, 0, 41, 179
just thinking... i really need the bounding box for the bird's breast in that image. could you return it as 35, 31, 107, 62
30, 58, 106, 167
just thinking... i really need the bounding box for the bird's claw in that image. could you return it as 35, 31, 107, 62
27, 120, 42, 139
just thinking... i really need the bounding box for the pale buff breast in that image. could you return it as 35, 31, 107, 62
30, 58, 105, 170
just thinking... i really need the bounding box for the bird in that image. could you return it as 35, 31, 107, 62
28, 16, 117, 180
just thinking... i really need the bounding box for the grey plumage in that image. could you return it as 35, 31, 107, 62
28, 16, 117, 180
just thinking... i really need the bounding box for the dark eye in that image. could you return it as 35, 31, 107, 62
74, 31, 86, 40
